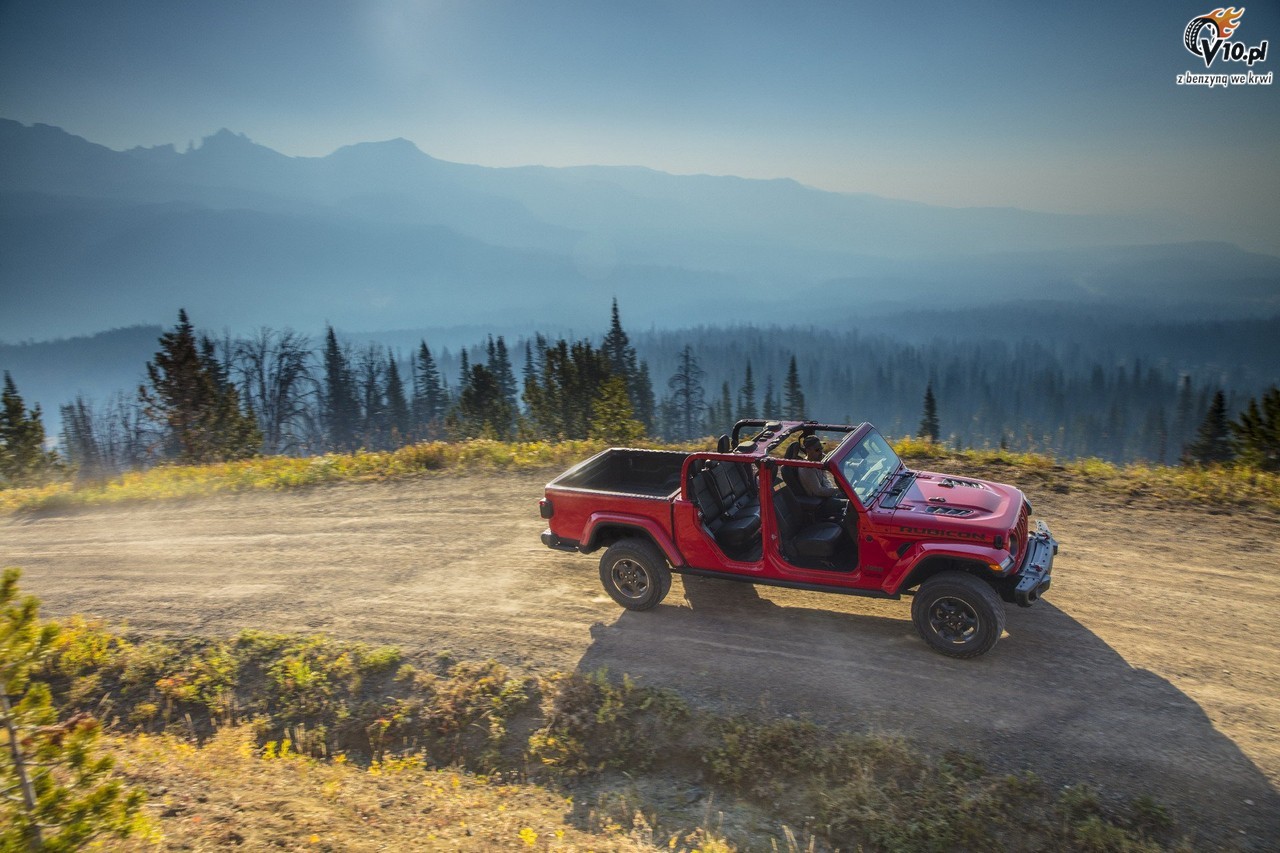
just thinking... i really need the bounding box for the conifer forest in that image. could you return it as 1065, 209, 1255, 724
4, 297, 1266, 485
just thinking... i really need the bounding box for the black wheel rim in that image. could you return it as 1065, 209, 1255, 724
611, 558, 651, 600
928, 596, 980, 645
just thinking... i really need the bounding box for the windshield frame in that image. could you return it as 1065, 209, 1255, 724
832, 426, 904, 506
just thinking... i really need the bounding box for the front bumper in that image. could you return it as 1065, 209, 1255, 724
1013, 520, 1057, 607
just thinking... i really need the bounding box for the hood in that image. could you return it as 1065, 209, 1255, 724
888, 470, 1021, 529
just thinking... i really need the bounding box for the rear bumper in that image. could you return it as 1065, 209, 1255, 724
1013, 520, 1057, 607
541, 529, 580, 552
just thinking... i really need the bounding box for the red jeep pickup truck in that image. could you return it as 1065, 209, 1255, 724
540, 419, 1057, 658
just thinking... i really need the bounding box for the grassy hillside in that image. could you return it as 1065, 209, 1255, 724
3, 436, 1278, 515
25, 615, 1182, 852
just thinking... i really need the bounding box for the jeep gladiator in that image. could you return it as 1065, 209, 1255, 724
540, 419, 1057, 658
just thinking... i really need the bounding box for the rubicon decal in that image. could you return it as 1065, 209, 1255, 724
896, 526, 987, 542
1183, 7, 1268, 67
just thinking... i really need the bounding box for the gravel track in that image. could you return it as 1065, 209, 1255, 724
4, 472, 1279, 849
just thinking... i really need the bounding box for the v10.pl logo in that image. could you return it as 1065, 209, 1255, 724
1184, 7, 1268, 67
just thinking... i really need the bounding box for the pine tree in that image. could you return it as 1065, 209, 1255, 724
783, 355, 806, 420
712, 381, 733, 432
0, 568, 150, 849
385, 354, 411, 445
456, 363, 514, 439
600, 300, 655, 431
1230, 385, 1280, 471
355, 345, 389, 450
494, 337, 518, 408
667, 345, 707, 440
522, 341, 536, 394
457, 350, 471, 397
138, 311, 260, 464
763, 375, 778, 417
737, 361, 757, 421
523, 338, 612, 439
918, 383, 940, 443
1184, 390, 1234, 465
1143, 405, 1168, 464
201, 335, 262, 457
532, 334, 548, 376
1174, 374, 1194, 452
631, 361, 656, 433
589, 376, 646, 444
321, 326, 361, 451
412, 341, 446, 437
486, 336, 518, 436
0, 373, 59, 486
601, 298, 631, 378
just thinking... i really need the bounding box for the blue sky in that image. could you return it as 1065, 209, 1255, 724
1, 0, 1277, 251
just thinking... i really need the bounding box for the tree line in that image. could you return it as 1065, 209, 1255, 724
2, 301, 1278, 486
44, 302, 667, 480
628, 323, 1277, 465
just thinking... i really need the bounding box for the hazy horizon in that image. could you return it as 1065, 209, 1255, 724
2, 1, 1278, 365
2, 0, 1278, 255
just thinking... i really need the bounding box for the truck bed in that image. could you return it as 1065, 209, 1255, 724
546, 448, 687, 498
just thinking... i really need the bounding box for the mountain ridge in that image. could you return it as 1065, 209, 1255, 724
1, 118, 1277, 341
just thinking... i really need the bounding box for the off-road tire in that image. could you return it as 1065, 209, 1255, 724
599, 538, 672, 611
911, 571, 1006, 658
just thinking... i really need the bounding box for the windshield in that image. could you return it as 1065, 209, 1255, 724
837, 430, 902, 504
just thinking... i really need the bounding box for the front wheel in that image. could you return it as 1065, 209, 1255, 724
599, 539, 672, 611
911, 571, 1006, 658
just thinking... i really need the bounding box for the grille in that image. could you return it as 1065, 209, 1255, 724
1013, 504, 1030, 566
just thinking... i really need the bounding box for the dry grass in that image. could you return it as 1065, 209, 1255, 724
102, 726, 699, 852
5, 434, 1275, 516
893, 436, 1280, 512
33, 620, 1183, 853
0, 438, 701, 514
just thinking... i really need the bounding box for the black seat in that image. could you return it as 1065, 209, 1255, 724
781, 441, 803, 488
781, 440, 823, 516
690, 463, 761, 552
772, 484, 842, 560
712, 464, 757, 517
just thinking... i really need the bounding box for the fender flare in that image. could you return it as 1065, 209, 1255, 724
581, 512, 685, 567
886, 541, 1006, 594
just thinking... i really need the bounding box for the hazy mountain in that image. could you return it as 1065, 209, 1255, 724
807, 241, 1280, 313
1, 118, 1277, 341
0, 325, 160, 432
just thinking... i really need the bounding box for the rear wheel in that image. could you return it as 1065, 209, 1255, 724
599, 539, 672, 611
911, 571, 1005, 658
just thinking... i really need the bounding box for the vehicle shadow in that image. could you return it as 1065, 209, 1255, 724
575, 574, 1280, 850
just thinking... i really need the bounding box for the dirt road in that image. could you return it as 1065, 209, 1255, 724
4, 472, 1279, 849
